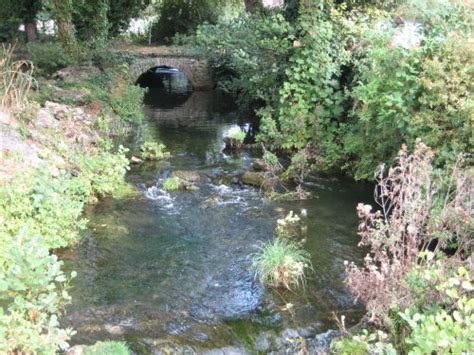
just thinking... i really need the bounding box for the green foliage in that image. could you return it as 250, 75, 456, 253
252, 237, 311, 289
0, 232, 76, 354
108, 65, 146, 125
83, 340, 130, 355
0, 170, 87, 249
262, 151, 278, 167
199, 0, 472, 181
162, 177, 181, 191
258, 3, 351, 156
153, 0, 241, 43
27, 42, 76, 77
0, 142, 130, 352
195, 11, 294, 106
331, 329, 396, 355
75, 146, 130, 198
344, 1, 473, 179
140, 141, 170, 160
399, 265, 474, 354
0, 0, 43, 41
228, 130, 246, 143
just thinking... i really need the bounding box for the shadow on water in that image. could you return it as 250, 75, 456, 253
61, 68, 371, 351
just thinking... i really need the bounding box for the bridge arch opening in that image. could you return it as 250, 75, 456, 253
137, 66, 194, 109
136, 66, 193, 91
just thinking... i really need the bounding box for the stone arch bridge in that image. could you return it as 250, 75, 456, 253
129, 54, 213, 90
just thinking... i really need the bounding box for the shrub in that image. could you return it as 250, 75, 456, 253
162, 177, 181, 191
338, 140, 473, 353
195, 12, 294, 107
343, 1, 473, 179
140, 141, 170, 161
345, 141, 472, 325
83, 340, 129, 355
398, 265, 473, 354
0, 232, 76, 354
75, 146, 130, 198
252, 237, 311, 290
0, 170, 87, 249
26, 42, 76, 77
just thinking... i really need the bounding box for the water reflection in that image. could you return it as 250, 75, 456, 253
137, 66, 193, 109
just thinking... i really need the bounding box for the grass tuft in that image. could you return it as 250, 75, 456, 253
252, 237, 312, 290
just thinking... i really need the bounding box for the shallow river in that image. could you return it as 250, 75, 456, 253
61, 71, 371, 353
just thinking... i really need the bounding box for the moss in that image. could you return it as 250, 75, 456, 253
162, 177, 181, 191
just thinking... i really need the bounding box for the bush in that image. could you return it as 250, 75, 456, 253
75, 146, 130, 198
140, 141, 170, 161
398, 265, 473, 354
346, 141, 472, 325
344, 1, 473, 179
26, 42, 76, 77
338, 140, 473, 353
0, 232, 76, 354
0, 170, 87, 249
195, 12, 294, 107
252, 237, 311, 290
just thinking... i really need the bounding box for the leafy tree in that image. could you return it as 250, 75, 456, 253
71, 0, 150, 42
107, 0, 151, 36
0, 0, 42, 42
152, 0, 241, 42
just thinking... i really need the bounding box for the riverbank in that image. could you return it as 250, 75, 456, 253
0, 50, 143, 352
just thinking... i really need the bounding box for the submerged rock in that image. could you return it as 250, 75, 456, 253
223, 137, 244, 152
172, 170, 201, 183
241, 172, 265, 187
252, 158, 268, 172
240, 171, 276, 190
203, 347, 250, 355
131, 156, 144, 164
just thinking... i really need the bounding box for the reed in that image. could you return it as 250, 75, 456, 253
0, 43, 35, 110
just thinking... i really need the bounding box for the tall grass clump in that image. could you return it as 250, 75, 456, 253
253, 237, 312, 290
0, 43, 35, 110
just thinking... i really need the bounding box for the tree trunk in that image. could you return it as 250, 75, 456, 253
25, 20, 38, 42
244, 0, 262, 13
50, 0, 77, 54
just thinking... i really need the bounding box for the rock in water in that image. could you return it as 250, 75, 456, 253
171, 170, 201, 183
223, 137, 244, 151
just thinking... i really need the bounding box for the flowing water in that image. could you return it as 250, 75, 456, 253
62, 70, 371, 352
